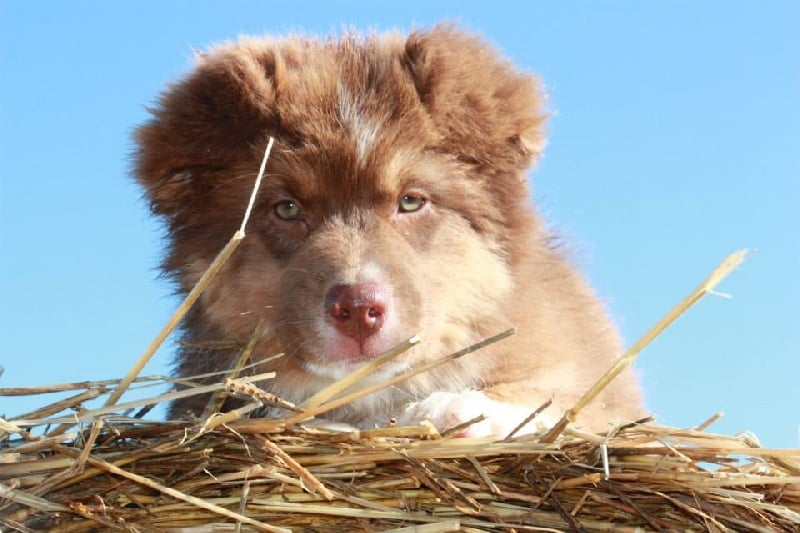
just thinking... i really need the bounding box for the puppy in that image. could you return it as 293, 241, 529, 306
134, 26, 645, 437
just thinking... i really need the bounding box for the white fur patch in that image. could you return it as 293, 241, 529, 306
303, 358, 409, 389
337, 85, 380, 167
303, 359, 355, 382
400, 390, 555, 439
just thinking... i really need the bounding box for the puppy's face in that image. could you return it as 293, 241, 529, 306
135, 28, 547, 389
253, 140, 515, 382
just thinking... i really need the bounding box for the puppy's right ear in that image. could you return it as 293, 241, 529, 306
134, 44, 280, 219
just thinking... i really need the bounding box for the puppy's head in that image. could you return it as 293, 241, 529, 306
135, 26, 547, 393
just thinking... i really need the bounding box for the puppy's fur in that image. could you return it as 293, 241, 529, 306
135, 26, 645, 436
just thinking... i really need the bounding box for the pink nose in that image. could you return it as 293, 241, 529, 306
325, 283, 388, 342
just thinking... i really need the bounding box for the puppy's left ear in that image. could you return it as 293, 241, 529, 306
403, 25, 548, 174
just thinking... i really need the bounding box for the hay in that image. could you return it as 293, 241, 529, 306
1, 384, 799, 531
2, 141, 796, 530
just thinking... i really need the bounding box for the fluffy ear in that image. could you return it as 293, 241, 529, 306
134, 43, 280, 218
403, 25, 547, 174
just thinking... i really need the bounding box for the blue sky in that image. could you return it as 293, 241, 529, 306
1, 1, 797, 447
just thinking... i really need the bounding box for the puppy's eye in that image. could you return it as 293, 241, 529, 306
274, 200, 303, 220
398, 195, 426, 213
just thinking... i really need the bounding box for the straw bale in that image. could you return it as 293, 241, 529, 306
1, 381, 798, 532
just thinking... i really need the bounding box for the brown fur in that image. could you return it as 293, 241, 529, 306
134, 26, 645, 435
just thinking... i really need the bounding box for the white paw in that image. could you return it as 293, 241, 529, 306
400, 390, 553, 438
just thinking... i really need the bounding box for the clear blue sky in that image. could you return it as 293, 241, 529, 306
1, 1, 797, 447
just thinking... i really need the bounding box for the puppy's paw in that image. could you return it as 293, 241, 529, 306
400, 390, 553, 439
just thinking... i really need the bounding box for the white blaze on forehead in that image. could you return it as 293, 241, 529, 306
336, 85, 380, 167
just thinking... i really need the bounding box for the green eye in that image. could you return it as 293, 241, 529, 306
398, 195, 426, 213
274, 200, 303, 220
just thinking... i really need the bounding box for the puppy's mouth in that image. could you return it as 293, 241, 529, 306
301, 334, 410, 382
322, 336, 398, 364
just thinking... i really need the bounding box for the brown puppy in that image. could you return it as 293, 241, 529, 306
135, 26, 645, 437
